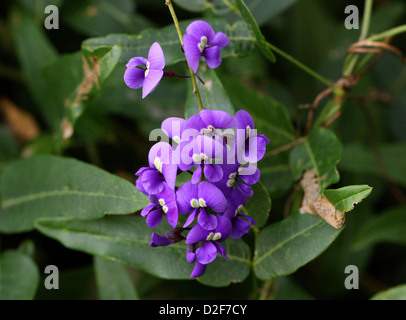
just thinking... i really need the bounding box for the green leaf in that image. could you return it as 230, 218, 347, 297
253, 211, 343, 280
82, 19, 255, 66
35, 216, 250, 285
173, 0, 210, 12
0, 250, 40, 300
94, 257, 139, 300
323, 185, 373, 213
235, 0, 276, 63
259, 154, 293, 195
290, 127, 342, 191
0, 155, 149, 233
273, 276, 314, 300
185, 67, 234, 118
0, 125, 19, 172
242, 181, 271, 229
371, 284, 406, 300
220, 74, 295, 149
352, 206, 406, 251
240, 0, 298, 26
9, 8, 58, 129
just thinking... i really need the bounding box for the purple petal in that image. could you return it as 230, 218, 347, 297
210, 32, 229, 48
235, 109, 255, 131
237, 182, 254, 198
238, 165, 260, 185
186, 244, 197, 263
230, 218, 250, 239
191, 164, 202, 184
183, 114, 206, 134
156, 183, 176, 203
150, 232, 174, 247
183, 208, 198, 228
196, 241, 218, 265
199, 110, 235, 131
198, 181, 227, 213
204, 164, 223, 182
162, 163, 178, 190
165, 201, 179, 228
141, 203, 155, 217
186, 20, 215, 42
190, 262, 207, 278
147, 42, 165, 70
176, 182, 199, 214
183, 34, 202, 73
237, 212, 256, 226
148, 141, 173, 167
203, 46, 222, 69
161, 117, 185, 142
124, 64, 145, 89
146, 208, 162, 228
198, 208, 218, 230
142, 68, 163, 99
215, 215, 232, 241
135, 176, 148, 196
213, 242, 227, 259
185, 222, 209, 244
141, 169, 164, 195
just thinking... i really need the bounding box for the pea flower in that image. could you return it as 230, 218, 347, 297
135, 142, 177, 195
124, 42, 165, 99
141, 183, 178, 228
185, 215, 231, 278
176, 181, 227, 230
183, 20, 229, 73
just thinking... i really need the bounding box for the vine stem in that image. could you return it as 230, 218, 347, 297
165, 0, 205, 111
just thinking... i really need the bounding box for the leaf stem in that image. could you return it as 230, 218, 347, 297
165, 0, 205, 111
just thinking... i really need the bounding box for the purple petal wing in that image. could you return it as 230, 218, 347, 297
183, 34, 201, 73
185, 222, 209, 244
190, 262, 207, 278
161, 117, 185, 141
142, 68, 163, 99
150, 232, 174, 247
124, 57, 147, 89
210, 32, 229, 48
145, 208, 163, 228
203, 46, 222, 69
234, 109, 255, 131
213, 241, 227, 259
199, 110, 235, 130
147, 42, 165, 70
238, 165, 260, 185
141, 203, 155, 217
183, 208, 198, 228
191, 164, 203, 184
198, 208, 218, 230
162, 163, 178, 190
215, 215, 232, 241
196, 241, 218, 265
204, 164, 223, 182
141, 169, 164, 195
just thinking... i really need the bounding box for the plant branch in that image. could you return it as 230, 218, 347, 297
165, 0, 205, 111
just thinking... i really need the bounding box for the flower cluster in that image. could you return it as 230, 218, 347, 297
124, 19, 270, 278
136, 109, 269, 278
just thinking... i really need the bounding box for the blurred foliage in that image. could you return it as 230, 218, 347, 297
0, 0, 405, 300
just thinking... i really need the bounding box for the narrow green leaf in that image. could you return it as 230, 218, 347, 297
82, 19, 255, 66
0, 250, 40, 300
290, 127, 342, 191
35, 216, 250, 285
323, 185, 373, 213
235, 0, 276, 63
0, 155, 149, 233
352, 206, 406, 251
253, 211, 343, 280
371, 284, 406, 300
185, 67, 234, 118
94, 257, 139, 300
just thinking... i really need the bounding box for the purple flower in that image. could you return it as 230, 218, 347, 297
124, 42, 165, 99
176, 181, 227, 230
178, 134, 225, 184
141, 183, 178, 228
161, 117, 186, 145
135, 142, 177, 195
150, 228, 185, 247
185, 215, 232, 278
183, 20, 229, 73
222, 195, 256, 239
234, 110, 270, 164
